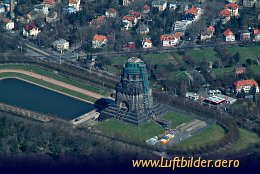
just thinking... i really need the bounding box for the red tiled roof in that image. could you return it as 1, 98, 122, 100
2, 18, 11, 23
207, 25, 215, 32
43, 0, 55, 5
24, 21, 36, 31
123, 15, 136, 22
160, 33, 180, 41
234, 80, 258, 88
143, 4, 150, 10
143, 38, 152, 43
69, 0, 78, 4
226, 3, 238, 10
90, 16, 105, 26
130, 11, 141, 18
219, 8, 231, 17
223, 28, 233, 36
93, 34, 107, 42
186, 6, 198, 16
253, 29, 260, 35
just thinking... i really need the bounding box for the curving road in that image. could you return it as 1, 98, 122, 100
0, 69, 105, 99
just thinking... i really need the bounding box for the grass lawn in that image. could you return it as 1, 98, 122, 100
0, 64, 107, 95
230, 128, 260, 152
142, 52, 183, 65
168, 71, 188, 81
0, 72, 97, 103
104, 56, 128, 75
211, 67, 234, 76
178, 124, 225, 149
227, 45, 260, 64
161, 111, 193, 128
186, 48, 218, 63
95, 119, 164, 142
249, 65, 260, 75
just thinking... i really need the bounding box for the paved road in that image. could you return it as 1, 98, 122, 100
0, 69, 105, 99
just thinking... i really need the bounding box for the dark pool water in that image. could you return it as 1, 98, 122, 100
0, 78, 95, 120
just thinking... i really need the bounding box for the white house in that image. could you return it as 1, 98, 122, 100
2, 18, 14, 30
142, 37, 152, 48
23, 21, 41, 38
92, 34, 107, 48
53, 39, 69, 52
152, 0, 167, 11
136, 23, 149, 35
253, 29, 260, 42
160, 33, 181, 47
122, 15, 137, 30
200, 26, 215, 41
234, 80, 259, 93
123, 0, 134, 6
105, 8, 117, 18
69, 0, 80, 11
223, 28, 235, 42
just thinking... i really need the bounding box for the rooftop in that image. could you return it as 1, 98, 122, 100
234, 80, 259, 88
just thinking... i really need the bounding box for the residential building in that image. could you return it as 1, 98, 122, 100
105, 8, 117, 18
200, 26, 215, 41
136, 23, 149, 35
90, 16, 106, 28
225, 3, 239, 17
174, 20, 190, 33
243, 0, 258, 7
217, 94, 237, 104
253, 28, 260, 41
142, 37, 152, 48
63, 6, 77, 14
43, 0, 55, 7
0, 4, 5, 13
240, 30, 251, 41
186, 92, 199, 100
234, 80, 259, 93
23, 21, 41, 38
185, 6, 201, 21
160, 32, 181, 47
123, 0, 134, 6
169, 2, 177, 10
234, 67, 246, 74
152, 0, 167, 12
46, 11, 58, 23
143, 4, 150, 14
34, 4, 49, 15
69, 0, 80, 11
223, 28, 235, 42
227, 0, 238, 3
53, 39, 69, 52
122, 15, 137, 30
130, 10, 142, 20
2, 18, 14, 30
219, 8, 231, 24
92, 34, 107, 48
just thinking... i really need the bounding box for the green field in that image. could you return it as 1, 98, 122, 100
211, 67, 234, 76
0, 72, 97, 103
186, 48, 218, 63
249, 65, 260, 75
230, 128, 260, 152
95, 119, 164, 142
161, 111, 193, 128
142, 52, 183, 65
0, 64, 107, 95
103, 56, 128, 74
227, 45, 260, 63
179, 124, 226, 149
